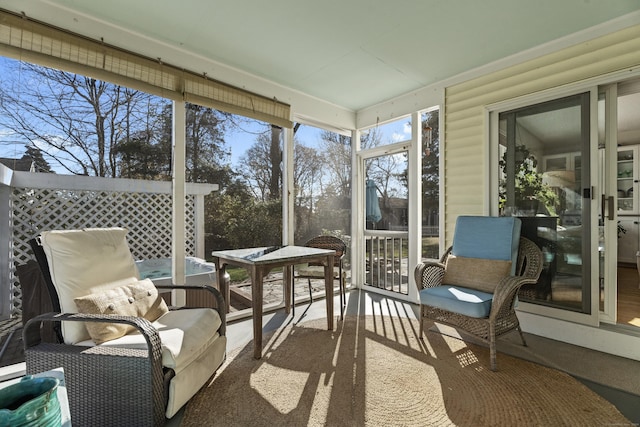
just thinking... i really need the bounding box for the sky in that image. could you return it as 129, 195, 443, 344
223, 116, 411, 167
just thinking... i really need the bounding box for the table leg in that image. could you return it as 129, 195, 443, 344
284, 264, 292, 314
213, 258, 230, 313
251, 266, 264, 359
325, 254, 334, 330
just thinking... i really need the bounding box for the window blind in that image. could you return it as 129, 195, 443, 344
0, 10, 292, 128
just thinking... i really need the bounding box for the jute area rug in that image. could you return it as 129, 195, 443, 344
183, 315, 631, 426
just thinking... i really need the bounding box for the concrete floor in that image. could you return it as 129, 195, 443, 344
168, 288, 640, 425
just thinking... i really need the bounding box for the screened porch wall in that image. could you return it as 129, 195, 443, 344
0, 166, 217, 320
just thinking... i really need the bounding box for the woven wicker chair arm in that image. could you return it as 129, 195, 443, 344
439, 246, 453, 263
517, 237, 544, 280
23, 312, 163, 362
490, 274, 538, 318
155, 284, 226, 335
488, 237, 543, 316
414, 261, 446, 290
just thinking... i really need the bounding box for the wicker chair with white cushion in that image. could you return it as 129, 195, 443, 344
414, 216, 543, 371
25, 227, 226, 426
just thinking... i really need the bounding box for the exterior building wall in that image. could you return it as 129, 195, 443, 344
442, 24, 640, 360
443, 24, 640, 244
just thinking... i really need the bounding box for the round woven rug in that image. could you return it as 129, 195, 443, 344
183, 315, 630, 426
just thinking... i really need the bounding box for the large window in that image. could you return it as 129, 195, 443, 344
0, 56, 285, 316
292, 124, 351, 299
292, 125, 351, 245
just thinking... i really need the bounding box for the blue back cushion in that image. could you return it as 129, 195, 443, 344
452, 216, 521, 274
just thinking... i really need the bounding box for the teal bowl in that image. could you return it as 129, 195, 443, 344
0, 376, 61, 427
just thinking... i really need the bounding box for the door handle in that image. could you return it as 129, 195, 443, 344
607, 195, 615, 220
601, 194, 605, 220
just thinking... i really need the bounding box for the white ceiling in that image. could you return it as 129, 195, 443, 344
1, 0, 640, 124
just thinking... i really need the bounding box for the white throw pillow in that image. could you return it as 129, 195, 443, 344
74, 279, 169, 344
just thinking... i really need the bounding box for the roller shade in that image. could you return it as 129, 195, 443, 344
0, 9, 292, 128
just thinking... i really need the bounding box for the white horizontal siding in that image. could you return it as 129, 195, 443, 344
443, 24, 640, 245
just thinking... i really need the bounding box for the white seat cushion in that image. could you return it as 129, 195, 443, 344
76, 308, 223, 372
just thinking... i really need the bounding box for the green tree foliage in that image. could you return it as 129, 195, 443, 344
114, 130, 167, 179
204, 179, 282, 251
421, 111, 439, 224
150, 103, 233, 182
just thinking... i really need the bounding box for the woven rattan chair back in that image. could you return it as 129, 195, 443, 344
294, 235, 347, 321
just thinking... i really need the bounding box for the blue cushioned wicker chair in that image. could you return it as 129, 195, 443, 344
414, 216, 543, 371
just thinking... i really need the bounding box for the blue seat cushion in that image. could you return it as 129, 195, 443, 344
452, 216, 521, 275
420, 285, 493, 318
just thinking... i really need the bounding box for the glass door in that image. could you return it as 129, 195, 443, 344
599, 85, 618, 324
355, 112, 421, 302
497, 91, 599, 324
605, 79, 640, 329
363, 152, 410, 295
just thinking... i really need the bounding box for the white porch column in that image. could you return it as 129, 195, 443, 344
408, 111, 422, 302
283, 126, 295, 245
0, 166, 11, 320
172, 101, 186, 306
350, 129, 362, 288
194, 193, 206, 259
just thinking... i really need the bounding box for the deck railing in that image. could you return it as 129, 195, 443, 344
364, 230, 409, 295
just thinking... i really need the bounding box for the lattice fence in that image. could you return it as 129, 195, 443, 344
4, 172, 216, 319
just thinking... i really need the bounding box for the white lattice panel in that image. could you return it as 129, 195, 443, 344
9, 187, 197, 317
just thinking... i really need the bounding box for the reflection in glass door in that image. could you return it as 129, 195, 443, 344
498, 92, 594, 316
364, 152, 409, 295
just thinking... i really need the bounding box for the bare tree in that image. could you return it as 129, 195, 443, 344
319, 127, 382, 198
367, 153, 406, 201
239, 132, 274, 201
319, 131, 351, 197
292, 142, 323, 239
0, 61, 160, 176
293, 143, 323, 209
